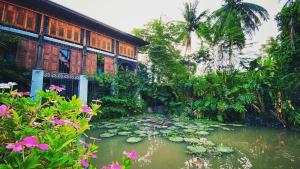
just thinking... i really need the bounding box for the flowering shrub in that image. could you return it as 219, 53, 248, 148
0, 83, 99, 168
101, 151, 138, 169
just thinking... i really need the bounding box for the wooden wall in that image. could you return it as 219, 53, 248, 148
90, 32, 112, 52
119, 42, 135, 59
0, 1, 136, 75
70, 49, 82, 74
42, 43, 59, 72
104, 57, 115, 74
0, 1, 37, 32
48, 18, 81, 44
85, 53, 97, 75
16, 39, 37, 70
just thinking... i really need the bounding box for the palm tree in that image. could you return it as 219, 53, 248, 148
281, 0, 299, 51
177, 0, 207, 55
214, 0, 269, 36
212, 0, 269, 64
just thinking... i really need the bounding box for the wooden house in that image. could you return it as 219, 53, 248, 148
0, 0, 148, 103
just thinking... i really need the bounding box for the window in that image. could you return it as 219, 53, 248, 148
119, 42, 135, 58
0, 3, 4, 21
102, 41, 106, 49
97, 55, 104, 75
66, 25, 72, 40
50, 19, 56, 35
131, 49, 134, 57
58, 22, 64, 37
58, 49, 71, 73
106, 42, 111, 51
16, 8, 25, 27
74, 31, 79, 42
90, 32, 112, 52
0, 3, 36, 31
91, 36, 96, 47
25, 12, 35, 31
5, 5, 15, 24
25, 11, 36, 31
48, 18, 81, 43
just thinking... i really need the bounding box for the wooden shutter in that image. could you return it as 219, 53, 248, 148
25, 11, 36, 31
16, 39, 37, 70
5, 5, 16, 24
73, 27, 80, 43
104, 57, 115, 74
0, 2, 4, 22
70, 49, 82, 74
49, 18, 57, 36
86, 53, 97, 74
57, 21, 65, 38
42, 43, 59, 72
15, 8, 26, 28
66, 24, 73, 41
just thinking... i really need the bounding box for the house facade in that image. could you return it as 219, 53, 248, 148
0, 0, 148, 103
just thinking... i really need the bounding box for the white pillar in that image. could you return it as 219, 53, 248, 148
30, 69, 44, 100
79, 75, 88, 104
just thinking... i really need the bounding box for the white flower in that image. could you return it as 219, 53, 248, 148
0, 83, 10, 89
8, 82, 17, 86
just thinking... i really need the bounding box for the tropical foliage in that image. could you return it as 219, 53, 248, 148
0, 83, 99, 168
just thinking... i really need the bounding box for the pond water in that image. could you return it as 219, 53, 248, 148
86, 116, 300, 169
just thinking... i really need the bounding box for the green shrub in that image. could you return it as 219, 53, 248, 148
0, 83, 99, 168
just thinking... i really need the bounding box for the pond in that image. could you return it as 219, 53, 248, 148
86, 115, 300, 169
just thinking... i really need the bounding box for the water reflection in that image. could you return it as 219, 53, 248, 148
88, 127, 300, 169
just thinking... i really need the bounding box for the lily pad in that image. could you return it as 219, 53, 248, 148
168, 136, 184, 142
118, 131, 132, 136
100, 133, 115, 138
227, 124, 244, 127
182, 125, 196, 129
126, 137, 143, 143
204, 140, 215, 146
221, 127, 232, 131
196, 131, 209, 135
210, 124, 221, 128
183, 129, 196, 133
187, 146, 207, 154
216, 145, 234, 153
160, 130, 172, 134
107, 129, 119, 134
134, 130, 147, 135
138, 133, 147, 137
148, 131, 159, 135
167, 126, 178, 130
184, 137, 200, 144
104, 124, 117, 129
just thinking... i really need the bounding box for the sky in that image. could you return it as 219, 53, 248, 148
51, 0, 284, 57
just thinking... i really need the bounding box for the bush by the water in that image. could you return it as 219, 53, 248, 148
0, 83, 99, 168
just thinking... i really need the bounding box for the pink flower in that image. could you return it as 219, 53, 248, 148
0, 105, 11, 118
85, 153, 97, 158
49, 85, 65, 92
123, 151, 138, 160
11, 91, 30, 97
6, 136, 49, 152
68, 121, 80, 129
51, 118, 65, 124
22, 136, 39, 148
79, 140, 91, 148
38, 144, 49, 150
79, 158, 89, 168
51, 118, 80, 129
102, 162, 122, 169
89, 136, 101, 141
6, 143, 23, 152
82, 105, 92, 113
